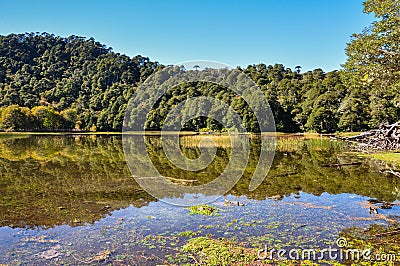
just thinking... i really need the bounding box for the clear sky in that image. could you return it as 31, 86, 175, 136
0, 0, 374, 72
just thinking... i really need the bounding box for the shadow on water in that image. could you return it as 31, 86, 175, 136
0, 134, 399, 228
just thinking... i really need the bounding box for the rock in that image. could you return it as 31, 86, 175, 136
268, 195, 284, 201
224, 199, 245, 206
381, 202, 393, 209
368, 199, 380, 204
36, 248, 62, 260
369, 206, 379, 214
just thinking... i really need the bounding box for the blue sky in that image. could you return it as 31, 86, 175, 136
0, 0, 373, 72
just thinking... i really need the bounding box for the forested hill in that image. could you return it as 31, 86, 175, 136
0, 32, 397, 133
0, 33, 161, 132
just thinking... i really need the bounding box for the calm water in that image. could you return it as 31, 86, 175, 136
0, 134, 399, 265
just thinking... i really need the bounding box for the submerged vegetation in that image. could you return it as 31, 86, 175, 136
340, 219, 400, 265
182, 237, 258, 265
188, 204, 219, 216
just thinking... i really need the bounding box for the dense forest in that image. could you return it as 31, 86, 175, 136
0, 0, 398, 133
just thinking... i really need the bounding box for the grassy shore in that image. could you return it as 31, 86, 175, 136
360, 152, 400, 167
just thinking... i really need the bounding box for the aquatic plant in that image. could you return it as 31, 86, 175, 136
188, 204, 218, 216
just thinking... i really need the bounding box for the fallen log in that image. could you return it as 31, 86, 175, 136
345, 130, 378, 140
322, 162, 362, 167
383, 169, 400, 178
342, 122, 400, 151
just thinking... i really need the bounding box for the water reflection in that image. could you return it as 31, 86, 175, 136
0, 135, 154, 228
0, 134, 399, 228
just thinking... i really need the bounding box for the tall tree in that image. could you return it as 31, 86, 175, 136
344, 0, 400, 90
0, 105, 31, 131
343, 0, 400, 126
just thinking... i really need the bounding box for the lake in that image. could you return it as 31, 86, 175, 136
0, 134, 399, 265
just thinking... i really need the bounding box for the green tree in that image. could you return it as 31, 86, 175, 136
0, 105, 31, 131
338, 87, 370, 131
343, 0, 400, 128
305, 91, 340, 133
60, 108, 77, 129
344, 0, 400, 89
31, 106, 62, 130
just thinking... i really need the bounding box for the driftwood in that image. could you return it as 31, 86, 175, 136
383, 169, 400, 178
342, 122, 400, 150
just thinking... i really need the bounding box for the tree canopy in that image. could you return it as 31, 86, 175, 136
342, 0, 400, 128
